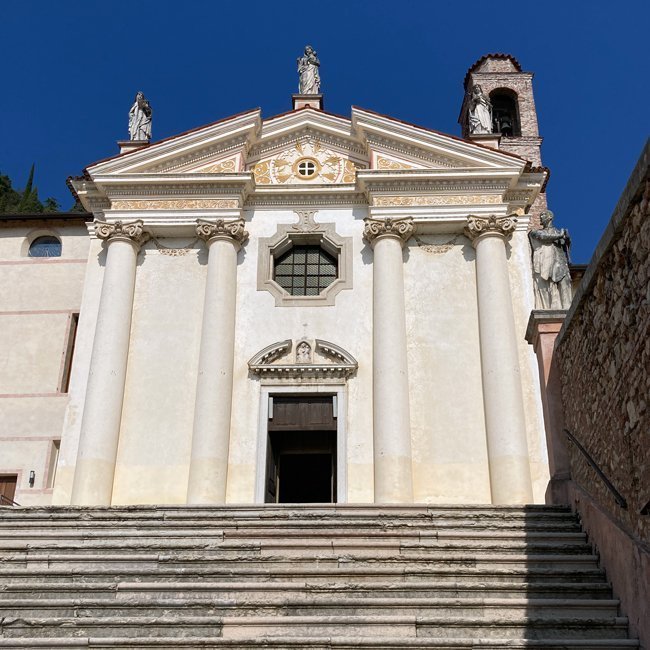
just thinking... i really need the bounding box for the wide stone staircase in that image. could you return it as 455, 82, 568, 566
0, 505, 638, 648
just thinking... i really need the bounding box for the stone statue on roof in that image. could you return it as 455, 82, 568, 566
468, 84, 493, 135
529, 210, 573, 310
297, 45, 321, 95
128, 91, 153, 141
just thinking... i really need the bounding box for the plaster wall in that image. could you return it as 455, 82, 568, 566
404, 234, 491, 502
111, 242, 205, 505
227, 208, 374, 504
0, 224, 88, 505
507, 227, 550, 503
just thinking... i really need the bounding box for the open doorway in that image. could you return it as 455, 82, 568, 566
265, 396, 337, 503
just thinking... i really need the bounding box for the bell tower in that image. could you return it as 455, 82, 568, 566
459, 53, 548, 220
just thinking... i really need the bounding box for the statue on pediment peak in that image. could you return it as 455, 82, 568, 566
297, 45, 321, 95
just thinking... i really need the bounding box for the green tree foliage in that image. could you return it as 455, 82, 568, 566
0, 166, 62, 214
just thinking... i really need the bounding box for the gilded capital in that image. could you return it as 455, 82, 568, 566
196, 218, 248, 248
95, 220, 150, 249
363, 217, 415, 248
464, 214, 517, 242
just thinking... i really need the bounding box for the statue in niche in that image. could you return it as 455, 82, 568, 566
296, 341, 312, 363
128, 91, 153, 141
297, 45, 321, 95
468, 84, 493, 134
529, 210, 573, 310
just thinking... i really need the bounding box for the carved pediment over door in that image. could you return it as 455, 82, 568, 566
248, 339, 358, 383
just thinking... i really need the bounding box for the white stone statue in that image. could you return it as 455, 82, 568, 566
468, 84, 493, 135
296, 341, 312, 363
529, 210, 573, 310
128, 91, 153, 141
297, 45, 321, 95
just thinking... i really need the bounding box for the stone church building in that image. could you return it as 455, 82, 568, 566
3, 54, 553, 509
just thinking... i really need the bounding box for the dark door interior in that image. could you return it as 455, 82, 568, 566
266, 396, 337, 504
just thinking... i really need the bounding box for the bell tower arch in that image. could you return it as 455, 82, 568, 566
459, 53, 548, 222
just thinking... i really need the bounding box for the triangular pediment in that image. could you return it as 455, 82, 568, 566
84, 105, 525, 182
85, 109, 262, 176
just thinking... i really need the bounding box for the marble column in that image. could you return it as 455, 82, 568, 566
71, 220, 149, 506
364, 217, 415, 503
187, 218, 248, 504
465, 215, 534, 504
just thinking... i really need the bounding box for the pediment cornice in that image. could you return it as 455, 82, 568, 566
352, 107, 527, 171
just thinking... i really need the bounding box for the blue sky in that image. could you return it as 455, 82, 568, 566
1, 0, 648, 262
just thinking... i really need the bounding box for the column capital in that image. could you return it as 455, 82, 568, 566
95, 220, 150, 249
464, 214, 517, 244
363, 217, 415, 248
196, 218, 248, 249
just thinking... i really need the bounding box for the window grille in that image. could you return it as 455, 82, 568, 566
28, 236, 61, 258
274, 245, 338, 296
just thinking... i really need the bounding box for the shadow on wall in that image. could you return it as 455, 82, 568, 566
553, 139, 650, 646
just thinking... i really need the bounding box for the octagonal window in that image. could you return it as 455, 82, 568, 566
274, 244, 338, 296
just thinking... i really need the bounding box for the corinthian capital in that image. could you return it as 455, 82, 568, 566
363, 217, 415, 248
95, 220, 150, 248
196, 218, 248, 248
464, 214, 517, 242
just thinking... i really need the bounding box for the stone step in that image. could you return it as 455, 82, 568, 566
0, 614, 631, 640
0, 528, 588, 542
0, 552, 601, 572
0, 564, 607, 585
0, 596, 622, 619
0, 540, 594, 558
0, 637, 640, 649
0, 579, 615, 601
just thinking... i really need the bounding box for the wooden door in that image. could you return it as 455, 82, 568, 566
0, 475, 17, 504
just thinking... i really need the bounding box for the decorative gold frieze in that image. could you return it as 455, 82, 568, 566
196, 218, 248, 247
363, 217, 415, 247
372, 194, 502, 207
376, 156, 415, 170
464, 214, 518, 241
111, 199, 239, 210
252, 139, 359, 185
95, 220, 150, 248
200, 158, 238, 173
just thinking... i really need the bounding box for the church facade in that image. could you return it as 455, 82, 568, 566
1, 54, 554, 508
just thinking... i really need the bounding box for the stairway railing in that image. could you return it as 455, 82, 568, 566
0, 494, 21, 507
564, 428, 627, 509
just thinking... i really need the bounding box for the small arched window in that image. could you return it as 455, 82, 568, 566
28, 236, 62, 258
490, 89, 521, 137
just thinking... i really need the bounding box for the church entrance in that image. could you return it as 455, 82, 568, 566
265, 396, 337, 503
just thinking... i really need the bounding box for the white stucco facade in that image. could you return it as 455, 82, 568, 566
2, 69, 553, 507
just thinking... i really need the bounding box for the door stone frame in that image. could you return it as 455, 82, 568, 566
254, 384, 348, 504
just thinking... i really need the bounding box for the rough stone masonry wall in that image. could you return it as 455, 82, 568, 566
555, 141, 649, 645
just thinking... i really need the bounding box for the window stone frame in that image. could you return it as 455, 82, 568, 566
257, 215, 352, 307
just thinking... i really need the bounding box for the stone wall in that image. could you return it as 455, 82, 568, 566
555, 140, 649, 645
